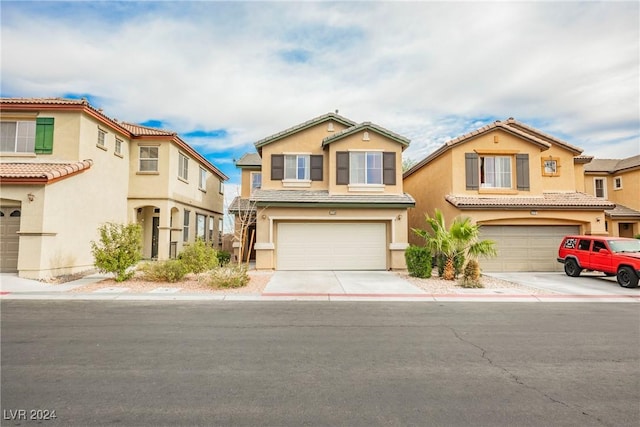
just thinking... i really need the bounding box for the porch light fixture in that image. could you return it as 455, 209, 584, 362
596, 217, 601, 222
261, 214, 267, 219
27, 193, 35, 202
397, 214, 402, 220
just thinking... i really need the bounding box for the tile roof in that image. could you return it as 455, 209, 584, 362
254, 112, 357, 149
445, 192, 615, 210
585, 155, 640, 173
119, 122, 176, 137
250, 189, 415, 207
228, 196, 256, 213
322, 122, 410, 148
0, 97, 89, 106
605, 204, 640, 219
0, 160, 93, 184
235, 152, 262, 167
404, 117, 585, 178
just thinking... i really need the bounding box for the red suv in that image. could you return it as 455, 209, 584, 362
558, 236, 640, 288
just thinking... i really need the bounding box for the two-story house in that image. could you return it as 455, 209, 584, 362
403, 118, 614, 272
583, 155, 640, 238
229, 112, 415, 271
0, 98, 227, 279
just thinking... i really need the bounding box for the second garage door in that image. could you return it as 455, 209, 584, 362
480, 225, 580, 272
277, 222, 387, 270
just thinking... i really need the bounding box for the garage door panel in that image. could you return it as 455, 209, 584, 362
277, 222, 386, 270
480, 225, 580, 272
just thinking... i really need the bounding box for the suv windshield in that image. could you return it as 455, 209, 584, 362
608, 239, 640, 253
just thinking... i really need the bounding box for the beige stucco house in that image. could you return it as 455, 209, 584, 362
403, 118, 614, 272
583, 155, 640, 238
0, 98, 227, 279
229, 112, 415, 270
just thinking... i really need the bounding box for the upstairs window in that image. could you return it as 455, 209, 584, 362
115, 138, 123, 156
542, 157, 560, 177
199, 167, 207, 190
594, 178, 606, 198
183, 209, 190, 242
350, 151, 382, 185
251, 172, 262, 194
1, 121, 36, 153
614, 176, 622, 190
97, 129, 106, 147
178, 153, 189, 181
284, 154, 310, 180
139, 146, 159, 172
480, 155, 512, 188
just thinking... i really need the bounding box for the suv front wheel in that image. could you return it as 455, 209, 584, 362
564, 259, 582, 277
617, 266, 639, 288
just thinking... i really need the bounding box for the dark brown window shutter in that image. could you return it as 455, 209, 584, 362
310, 155, 323, 181
516, 153, 530, 190
383, 152, 396, 185
465, 153, 479, 190
336, 151, 349, 185
271, 154, 284, 180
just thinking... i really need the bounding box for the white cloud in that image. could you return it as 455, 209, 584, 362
1, 1, 638, 164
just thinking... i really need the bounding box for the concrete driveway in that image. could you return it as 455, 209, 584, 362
486, 271, 640, 295
263, 271, 426, 295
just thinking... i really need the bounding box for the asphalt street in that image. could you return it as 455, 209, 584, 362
1, 301, 639, 427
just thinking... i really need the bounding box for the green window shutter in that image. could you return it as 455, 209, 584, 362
465, 153, 479, 190
336, 151, 349, 185
383, 152, 396, 185
516, 153, 530, 191
35, 117, 54, 154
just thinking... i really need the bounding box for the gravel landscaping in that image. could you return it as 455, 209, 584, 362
68, 268, 548, 295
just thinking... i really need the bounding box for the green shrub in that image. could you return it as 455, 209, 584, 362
404, 245, 432, 278
208, 265, 249, 289
635, 234, 640, 239
459, 259, 483, 288
139, 260, 188, 283
216, 250, 231, 266
179, 239, 218, 273
91, 222, 142, 282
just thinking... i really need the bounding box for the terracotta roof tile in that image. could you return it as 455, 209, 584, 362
445, 192, 614, 210
605, 204, 640, 219
119, 122, 176, 137
322, 122, 410, 147
0, 160, 93, 183
228, 196, 256, 213
585, 155, 640, 173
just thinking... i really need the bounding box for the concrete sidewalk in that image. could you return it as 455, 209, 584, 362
1, 271, 639, 303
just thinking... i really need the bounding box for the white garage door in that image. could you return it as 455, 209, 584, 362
480, 225, 580, 272
0, 207, 21, 273
277, 222, 387, 270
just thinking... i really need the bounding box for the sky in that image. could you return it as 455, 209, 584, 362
2, 0, 639, 205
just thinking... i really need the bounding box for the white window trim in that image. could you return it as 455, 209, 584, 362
593, 177, 607, 198
349, 151, 383, 186
114, 138, 123, 157
479, 155, 513, 189
250, 171, 262, 195
138, 145, 159, 172
283, 153, 311, 181
178, 152, 189, 181
97, 128, 107, 150
199, 167, 207, 191
1, 121, 36, 153
613, 176, 623, 190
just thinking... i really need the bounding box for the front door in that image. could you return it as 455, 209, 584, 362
151, 217, 159, 259
619, 223, 634, 238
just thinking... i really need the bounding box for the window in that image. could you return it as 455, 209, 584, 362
284, 154, 310, 180
480, 156, 512, 188
542, 157, 560, 177
578, 239, 591, 251
178, 153, 189, 180
183, 210, 190, 242
593, 241, 607, 252
199, 167, 207, 190
139, 146, 158, 172
209, 217, 215, 242
196, 213, 206, 241
219, 180, 224, 194
1, 121, 36, 153
594, 178, 606, 198
115, 138, 123, 156
97, 129, 106, 147
614, 176, 622, 190
251, 172, 262, 194
218, 218, 223, 245
350, 152, 382, 185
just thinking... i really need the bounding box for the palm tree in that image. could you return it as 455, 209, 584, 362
413, 210, 497, 280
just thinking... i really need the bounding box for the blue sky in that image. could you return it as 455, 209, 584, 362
2, 0, 639, 197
